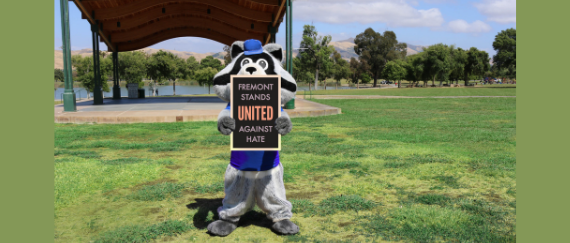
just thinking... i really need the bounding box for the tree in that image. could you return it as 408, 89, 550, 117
172, 56, 187, 95
493, 28, 516, 82
222, 46, 232, 66
423, 43, 450, 86
318, 58, 334, 90
331, 51, 351, 89
118, 51, 147, 85
292, 56, 313, 90
194, 67, 218, 94
298, 24, 335, 90
348, 57, 361, 88
354, 28, 407, 87
186, 56, 200, 80
360, 73, 371, 84
405, 53, 425, 87
450, 47, 468, 85
70, 54, 110, 98
200, 56, 223, 71
147, 50, 177, 85
54, 69, 64, 82
384, 59, 408, 88
465, 47, 490, 85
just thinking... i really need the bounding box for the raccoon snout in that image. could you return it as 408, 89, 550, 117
246, 67, 257, 75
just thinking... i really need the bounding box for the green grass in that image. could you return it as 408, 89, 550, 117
93, 219, 194, 243
54, 97, 515, 242
129, 182, 188, 201
302, 85, 516, 96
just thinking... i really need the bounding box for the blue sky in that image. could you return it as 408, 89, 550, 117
54, 0, 516, 57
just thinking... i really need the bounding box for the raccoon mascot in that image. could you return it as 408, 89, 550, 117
207, 39, 299, 236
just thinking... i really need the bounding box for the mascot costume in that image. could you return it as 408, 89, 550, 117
207, 39, 299, 236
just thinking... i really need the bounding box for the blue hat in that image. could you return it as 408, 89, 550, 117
244, 39, 263, 55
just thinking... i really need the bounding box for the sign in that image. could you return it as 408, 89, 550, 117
230, 75, 281, 151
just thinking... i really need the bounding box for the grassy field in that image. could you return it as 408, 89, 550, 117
54, 98, 516, 242
302, 86, 516, 97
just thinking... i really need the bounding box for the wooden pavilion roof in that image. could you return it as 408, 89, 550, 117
71, 0, 287, 52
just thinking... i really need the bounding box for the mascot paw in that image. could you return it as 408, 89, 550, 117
272, 219, 299, 235
275, 117, 293, 135
218, 116, 236, 135
207, 220, 237, 237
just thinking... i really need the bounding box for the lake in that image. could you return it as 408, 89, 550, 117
54, 84, 356, 100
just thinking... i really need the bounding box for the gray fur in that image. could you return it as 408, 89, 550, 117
217, 164, 293, 223
217, 116, 235, 135
213, 83, 231, 102
275, 116, 292, 135
272, 219, 300, 235
207, 220, 237, 237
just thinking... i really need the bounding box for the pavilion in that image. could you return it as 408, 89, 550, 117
59, 0, 294, 112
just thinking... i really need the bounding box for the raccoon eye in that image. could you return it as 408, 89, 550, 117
257, 59, 268, 70
241, 58, 252, 67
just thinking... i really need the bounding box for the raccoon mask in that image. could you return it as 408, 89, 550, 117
212, 40, 297, 105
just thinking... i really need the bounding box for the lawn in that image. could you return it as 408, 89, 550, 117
54, 98, 516, 242
301, 85, 516, 96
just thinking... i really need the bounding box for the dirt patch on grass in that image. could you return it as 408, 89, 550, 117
131, 178, 178, 191
484, 191, 503, 202
142, 207, 161, 216
313, 175, 327, 182
338, 221, 354, 227
166, 165, 183, 170
288, 191, 321, 199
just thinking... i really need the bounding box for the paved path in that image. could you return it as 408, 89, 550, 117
55, 96, 341, 124
296, 95, 516, 99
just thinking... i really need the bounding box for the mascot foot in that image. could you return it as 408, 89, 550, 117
272, 219, 299, 235
207, 220, 237, 237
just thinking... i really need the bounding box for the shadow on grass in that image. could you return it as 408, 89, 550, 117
186, 198, 276, 233
186, 198, 223, 229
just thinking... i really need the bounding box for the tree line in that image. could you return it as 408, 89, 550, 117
291, 25, 516, 89
55, 27, 515, 93
55, 50, 224, 95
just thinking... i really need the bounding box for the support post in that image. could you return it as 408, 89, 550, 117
284, 0, 295, 109
268, 26, 277, 43
92, 22, 103, 104
112, 51, 121, 99
60, 0, 76, 112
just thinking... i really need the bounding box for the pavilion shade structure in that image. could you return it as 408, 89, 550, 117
71, 0, 287, 52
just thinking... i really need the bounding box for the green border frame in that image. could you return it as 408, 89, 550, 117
518, 1, 569, 242
2, 0, 566, 242
2, 0, 54, 242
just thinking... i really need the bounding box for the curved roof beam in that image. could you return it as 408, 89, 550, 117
81, 0, 279, 7
94, 0, 272, 22
101, 4, 269, 34
115, 27, 239, 52
111, 16, 265, 43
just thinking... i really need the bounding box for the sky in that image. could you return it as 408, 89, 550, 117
54, 0, 516, 57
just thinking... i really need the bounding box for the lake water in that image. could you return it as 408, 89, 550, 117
54, 84, 356, 100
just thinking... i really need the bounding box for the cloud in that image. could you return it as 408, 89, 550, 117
473, 0, 516, 24
294, 0, 444, 28
447, 19, 492, 33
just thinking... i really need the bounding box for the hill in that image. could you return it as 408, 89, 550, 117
327, 38, 426, 60
54, 48, 226, 69
54, 40, 428, 69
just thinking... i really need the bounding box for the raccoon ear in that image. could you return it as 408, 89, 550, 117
230, 41, 245, 60
263, 43, 283, 62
